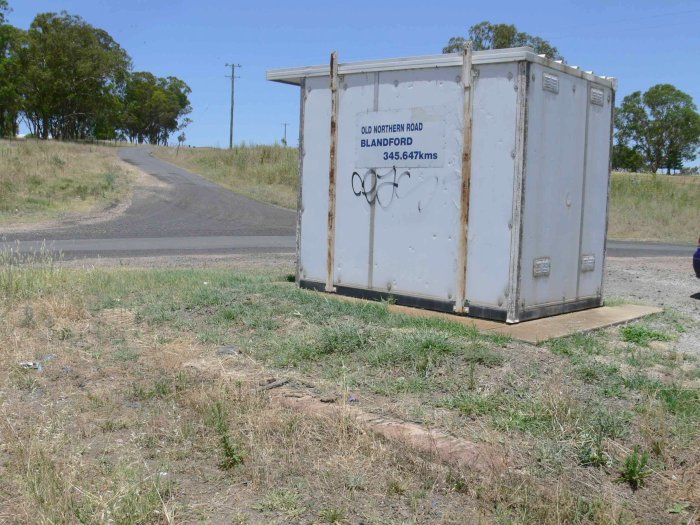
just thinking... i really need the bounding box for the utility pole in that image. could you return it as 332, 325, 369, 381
225, 63, 241, 149
282, 122, 289, 145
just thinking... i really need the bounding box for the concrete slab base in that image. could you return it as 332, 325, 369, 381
332, 295, 662, 343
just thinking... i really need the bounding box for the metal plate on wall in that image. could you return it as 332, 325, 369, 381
533, 257, 551, 277
581, 254, 596, 272
590, 87, 604, 106
542, 72, 559, 94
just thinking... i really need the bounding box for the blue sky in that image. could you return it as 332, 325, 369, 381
7, 0, 700, 148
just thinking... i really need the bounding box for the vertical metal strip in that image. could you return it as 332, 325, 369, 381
295, 78, 306, 284
599, 84, 616, 304
454, 42, 473, 314
367, 72, 379, 289
576, 82, 592, 299
506, 61, 529, 323
325, 52, 339, 293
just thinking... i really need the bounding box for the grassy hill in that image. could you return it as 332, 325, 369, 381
609, 172, 699, 244
153, 145, 298, 209
0, 140, 133, 227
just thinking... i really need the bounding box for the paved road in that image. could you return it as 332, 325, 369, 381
1, 148, 297, 258
607, 240, 695, 258
0, 149, 694, 260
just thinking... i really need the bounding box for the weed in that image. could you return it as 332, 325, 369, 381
344, 474, 366, 491
100, 419, 128, 433
578, 409, 627, 468
617, 447, 651, 490
114, 347, 139, 362
578, 432, 610, 468
255, 489, 303, 517
319, 507, 345, 523
207, 400, 244, 469
548, 332, 606, 357
387, 478, 408, 495
575, 362, 620, 384
54, 326, 72, 340
217, 306, 239, 321
19, 305, 35, 327
318, 322, 376, 356
655, 384, 699, 417
129, 378, 171, 400
9, 365, 39, 392
440, 391, 501, 417
153, 378, 172, 397
446, 471, 469, 492
467, 361, 477, 390
621, 325, 673, 347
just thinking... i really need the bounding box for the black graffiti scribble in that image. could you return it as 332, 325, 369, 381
351, 167, 411, 208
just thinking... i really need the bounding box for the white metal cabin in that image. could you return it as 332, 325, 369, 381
267, 47, 616, 323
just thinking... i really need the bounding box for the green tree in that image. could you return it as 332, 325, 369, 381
0, 1, 8, 24
611, 143, 645, 172
121, 72, 191, 145
615, 84, 700, 174
443, 21, 563, 60
19, 11, 131, 140
0, 11, 23, 137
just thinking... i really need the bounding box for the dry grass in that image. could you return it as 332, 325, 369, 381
153, 145, 298, 209
0, 256, 698, 523
0, 140, 134, 226
608, 172, 700, 243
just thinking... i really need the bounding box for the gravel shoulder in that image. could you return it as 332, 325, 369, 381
605, 255, 700, 357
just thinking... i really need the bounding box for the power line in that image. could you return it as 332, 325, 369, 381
225, 63, 241, 149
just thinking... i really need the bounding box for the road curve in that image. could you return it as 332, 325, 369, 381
1, 148, 297, 258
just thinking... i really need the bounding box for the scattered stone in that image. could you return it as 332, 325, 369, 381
348, 394, 359, 404
216, 345, 240, 356
259, 378, 289, 391
283, 392, 305, 399
19, 361, 42, 372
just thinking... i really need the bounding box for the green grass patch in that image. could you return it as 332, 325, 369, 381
620, 325, 673, 346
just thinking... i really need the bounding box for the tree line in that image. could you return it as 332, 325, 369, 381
445, 21, 700, 174
0, 2, 191, 144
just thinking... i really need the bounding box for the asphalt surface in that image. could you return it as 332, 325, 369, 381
1, 148, 297, 258
607, 240, 696, 258
0, 149, 694, 260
